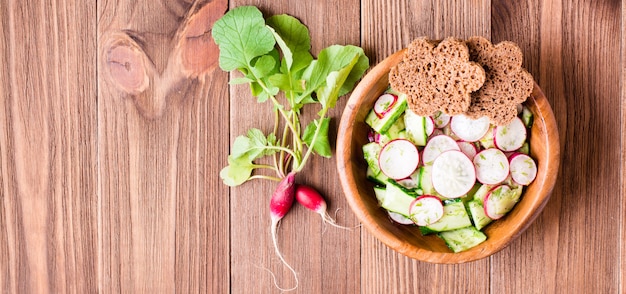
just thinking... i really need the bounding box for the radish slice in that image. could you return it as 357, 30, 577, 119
388, 211, 415, 225
457, 141, 478, 159
432, 111, 451, 128
474, 148, 510, 185
494, 117, 527, 151
373, 93, 398, 119
431, 150, 476, 198
422, 135, 460, 164
483, 185, 519, 219
509, 153, 538, 185
425, 117, 435, 136
408, 195, 444, 226
450, 115, 491, 142
378, 139, 419, 180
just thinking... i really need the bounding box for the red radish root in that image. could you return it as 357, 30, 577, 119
268, 172, 298, 291
295, 184, 355, 230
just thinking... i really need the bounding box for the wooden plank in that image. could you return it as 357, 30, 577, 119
0, 0, 97, 293
227, 1, 362, 293
360, 1, 491, 293
622, 1, 626, 293
97, 0, 229, 292
491, 0, 621, 293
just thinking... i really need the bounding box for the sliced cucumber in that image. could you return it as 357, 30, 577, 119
420, 199, 472, 234
438, 226, 487, 252
367, 166, 388, 186
363, 142, 383, 174
365, 93, 408, 134
380, 180, 416, 217
466, 199, 492, 230
404, 109, 428, 146
521, 105, 533, 128
373, 186, 386, 203
483, 184, 522, 220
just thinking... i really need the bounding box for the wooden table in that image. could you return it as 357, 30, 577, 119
1, 0, 623, 293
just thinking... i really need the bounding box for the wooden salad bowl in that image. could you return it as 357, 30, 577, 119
336, 49, 560, 263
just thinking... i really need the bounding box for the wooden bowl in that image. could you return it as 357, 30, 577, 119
336, 49, 560, 263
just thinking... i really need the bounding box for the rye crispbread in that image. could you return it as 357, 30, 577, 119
464, 36, 534, 126
389, 37, 486, 117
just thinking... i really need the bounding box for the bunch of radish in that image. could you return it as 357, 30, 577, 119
363, 89, 537, 252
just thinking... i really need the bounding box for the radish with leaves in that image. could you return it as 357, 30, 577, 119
213, 5, 368, 291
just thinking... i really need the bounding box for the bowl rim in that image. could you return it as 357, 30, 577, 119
336, 49, 561, 263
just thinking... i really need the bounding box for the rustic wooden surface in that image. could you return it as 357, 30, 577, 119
0, 0, 623, 293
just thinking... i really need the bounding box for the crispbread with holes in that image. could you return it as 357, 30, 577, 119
389, 37, 486, 117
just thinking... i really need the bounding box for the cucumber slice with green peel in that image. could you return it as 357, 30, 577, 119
380, 181, 416, 216
466, 199, 492, 230
363, 142, 383, 174
438, 226, 487, 252
431, 150, 476, 199
521, 105, 534, 128
418, 165, 437, 196
404, 109, 428, 146
420, 199, 472, 234
365, 94, 408, 134
366, 166, 388, 186
472, 183, 495, 204
373, 185, 386, 203
474, 148, 510, 185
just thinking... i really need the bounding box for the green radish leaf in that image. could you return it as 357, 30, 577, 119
297, 45, 368, 106
229, 77, 254, 85
220, 156, 255, 186
250, 54, 278, 79
212, 6, 276, 72
303, 118, 332, 158
231, 128, 278, 161
316, 53, 361, 109
266, 15, 313, 72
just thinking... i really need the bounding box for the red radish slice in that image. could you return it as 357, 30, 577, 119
431, 150, 477, 198
432, 111, 451, 128
422, 135, 460, 164
509, 153, 538, 185
408, 195, 444, 226
378, 139, 419, 180
450, 114, 491, 142
373, 93, 398, 119
494, 117, 527, 151
457, 141, 478, 159
483, 185, 519, 220
474, 148, 510, 185
425, 116, 435, 136
388, 211, 415, 225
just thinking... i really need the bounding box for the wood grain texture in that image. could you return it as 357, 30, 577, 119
492, 0, 622, 293
0, 0, 624, 292
97, 0, 228, 292
0, 0, 97, 293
